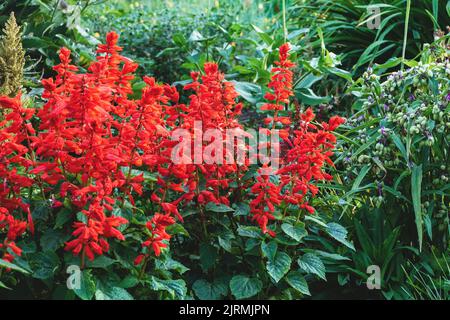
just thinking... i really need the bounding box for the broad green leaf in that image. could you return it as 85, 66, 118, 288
55, 209, 72, 229
328, 67, 352, 82
295, 73, 322, 89
261, 241, 277, 260
73, 270, 96, 301
166, 223, 190, 237
233, 202, 250, 216
281, 223, 307, 242
193, 279, 228, 300
297, 253, 326, 280
86, 255, 116, 269
304, 215, 328, 228
95, 286, 134, 300
205, 202, 234, 213
326, 223, 355, 250
230, 80, 262, 104
149, 277, 187, 299
218, 231, 235, 253
295, 88, 330, 106
199, 243, 217, 272
229, 275, 262, 299
119, 275, 139, 289
237, 225, 263, 239
285, 271, 310, 296
40, 229, 69, 252
266, 252, 291, 283
29, 251, 59, 280
155, 256, 189, 274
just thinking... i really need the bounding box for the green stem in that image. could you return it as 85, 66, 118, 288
80, 246, 86, 270
138, 256, 149, 280
401, 0, 411, 71
282, 0, 288, 42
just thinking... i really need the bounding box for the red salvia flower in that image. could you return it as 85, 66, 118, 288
250, 43, 345, 235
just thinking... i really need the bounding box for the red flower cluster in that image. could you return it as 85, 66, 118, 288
0, 94, 34, 263
134, 213, 175, 265
135, 61, 248, 263
0, 33, 343, 269
250, 43, 345, 235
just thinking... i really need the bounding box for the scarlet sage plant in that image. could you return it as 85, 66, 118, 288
0, 33, 343, 273
250, 44, 345, 236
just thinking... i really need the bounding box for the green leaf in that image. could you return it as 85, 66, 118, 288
149, 277, 187, 299
193, 279, 228, 300
315, 250, 350, 261
261, 241, 277, 260
29, 251, 59, 280
172, 33, 187, 47
233, 202, 250, 216
281, 223, 307, 242
229, 275, 262, 299
230, 80, 262, 104
155, 256, 189, 274
266, 252, 292, 283
32, 203, 51, 222
295, 88, 330, 105
95, 286, 134, 300
166, 223, 190, 237
285, 271, 310, 295
411, 164, 423, 251
304, 215, 328, 228
250, 24, 273, 45
73, 270, 96, 301
40, 229, 68, 251
0, 259, 30, 274
55, 209, 72, 229
205, 202, 234, 213
199, 243, 217, 272
237, 225, 263, 239
351, 165, 371, 192
218, 231, 234, 253
297, 253, 326, 280
391, 132, 408, 162
86, 255, 116, 269
328, 67, 352, 82
326, 222, 355, 250
295, 73, 322, 89
0, 280, 10, 290
119, 275, 139, 289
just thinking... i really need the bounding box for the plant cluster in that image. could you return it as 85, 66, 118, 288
0, 31, 349, 299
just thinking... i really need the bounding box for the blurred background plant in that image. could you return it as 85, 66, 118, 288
84, 0, 269, 83
289, 0, 450, 77
0, 0, 100, 86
